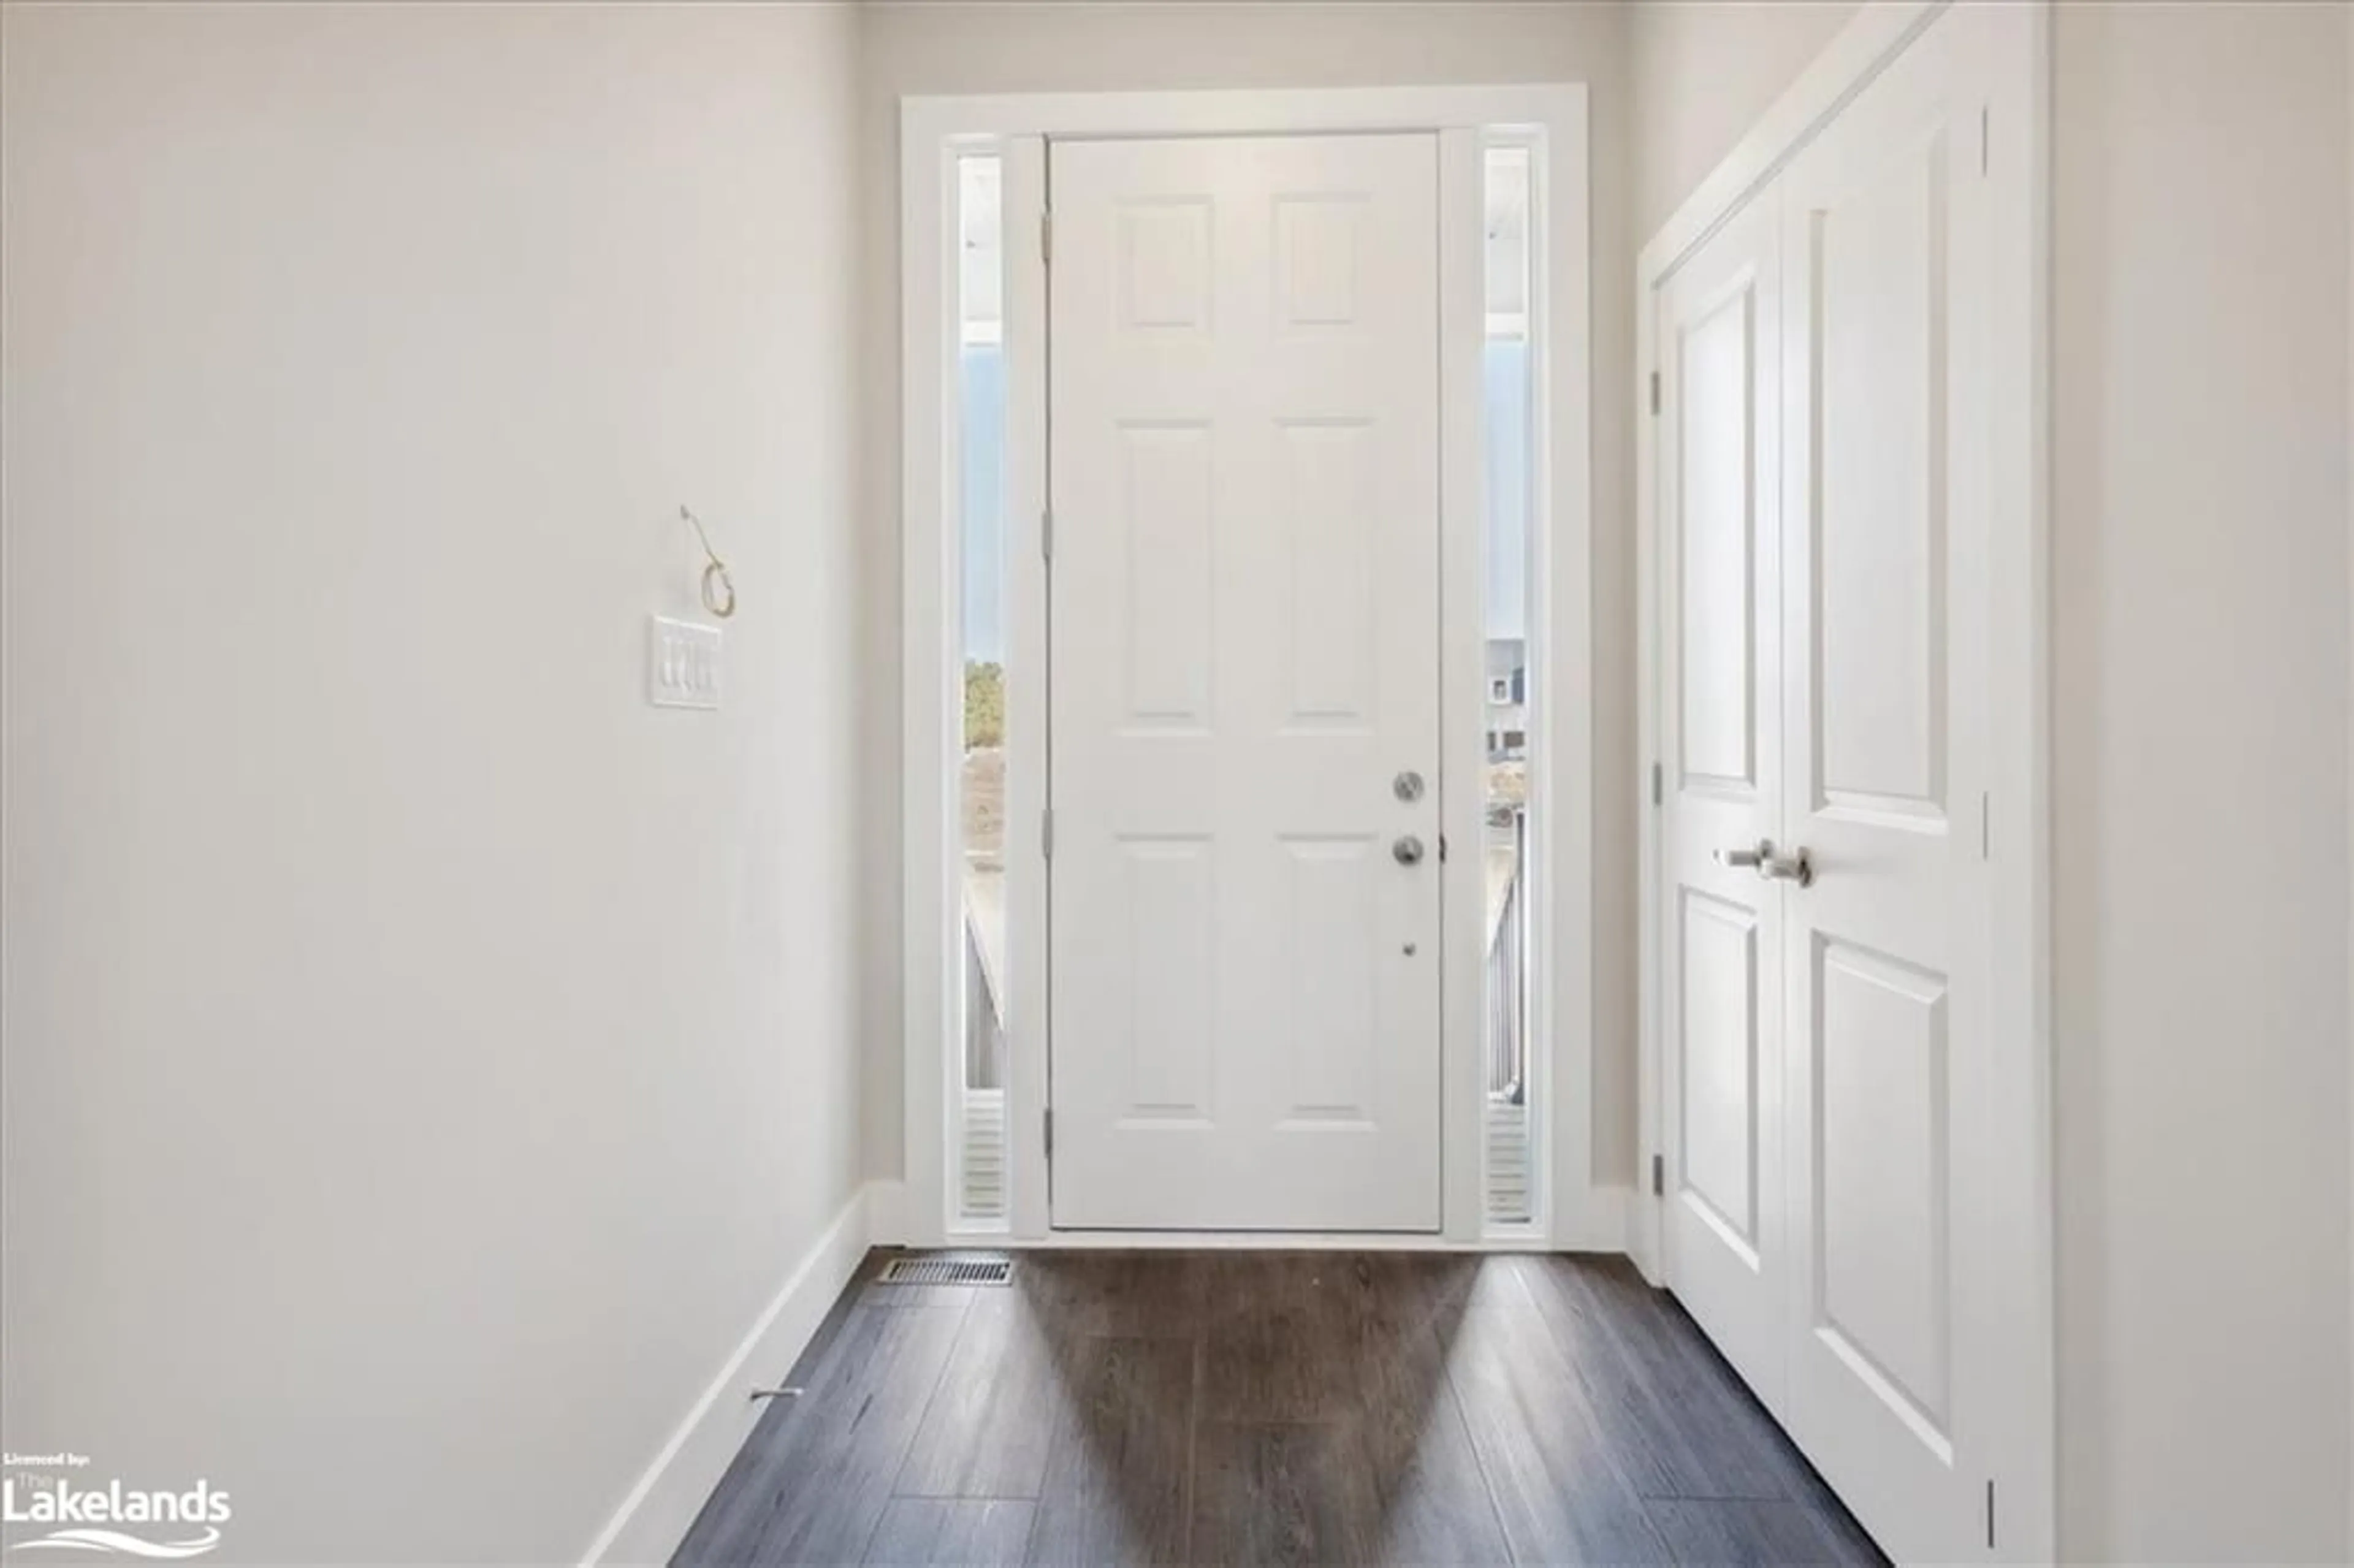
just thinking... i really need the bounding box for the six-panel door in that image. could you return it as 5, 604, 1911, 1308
1046, 133, 1444, 1232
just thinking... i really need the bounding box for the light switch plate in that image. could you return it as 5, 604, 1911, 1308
648, 615, 722, 710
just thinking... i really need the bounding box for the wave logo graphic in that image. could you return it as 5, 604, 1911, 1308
8, 1526, 222, 1558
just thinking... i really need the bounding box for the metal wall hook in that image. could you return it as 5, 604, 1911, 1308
680, 505, 737, 620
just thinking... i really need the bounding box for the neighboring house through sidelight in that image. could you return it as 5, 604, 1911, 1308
1485, 636, 1526, 760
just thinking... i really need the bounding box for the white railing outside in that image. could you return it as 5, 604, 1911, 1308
1486, 807, 1528, 1104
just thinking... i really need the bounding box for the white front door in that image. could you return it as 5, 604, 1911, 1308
1656, 192, 1787, 1406
1046, 132, 1442, 1231
1776, 12, 1996, 1560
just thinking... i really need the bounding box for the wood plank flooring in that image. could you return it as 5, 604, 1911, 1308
675, 1252, 1884, 1567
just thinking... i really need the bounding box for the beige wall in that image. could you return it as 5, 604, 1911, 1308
1630, 0, 1859, 240
856, 1, 1644, 1189
0, 5, 866, 1561
2052, 4, 2351, 1558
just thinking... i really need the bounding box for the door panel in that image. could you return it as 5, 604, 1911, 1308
1778, 7, 1992, 1559
1048, 134, 1442, 1231
1119, 425, 1215, 721
1656, 194, 1785, 1403
1678, 889, 1761, 1244
1678, 284, 1764, 792
1815, 937, 1951, 1433
1812, 123, 1949, 819
1119, 840, 1215, 1116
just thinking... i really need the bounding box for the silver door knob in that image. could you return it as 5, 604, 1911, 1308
1393, 834, 1426, 866
1716, 840, 1770, 870
1715, 839, 1813, 888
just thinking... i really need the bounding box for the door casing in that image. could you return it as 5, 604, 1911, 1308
897, 85, 1593, 1252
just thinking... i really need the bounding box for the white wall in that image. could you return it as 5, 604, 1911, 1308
1639, 1, 2354, 1558
856, 0, 1644, 1199
0, 5, 864, 1562
2052, 4, 2352, 1559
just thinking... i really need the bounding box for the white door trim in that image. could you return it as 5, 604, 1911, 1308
1632, 2, 2054, 1559
900, 84, 1593, 1251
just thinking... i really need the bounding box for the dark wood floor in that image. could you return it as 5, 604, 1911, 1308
676, 1250, 1885, 1567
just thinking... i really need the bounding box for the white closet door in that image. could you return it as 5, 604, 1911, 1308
1655, 196, 1787, 1406
1776, 7, 1996, 1559
1046, 133, 1443, 1231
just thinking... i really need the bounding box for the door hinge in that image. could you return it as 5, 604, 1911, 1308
1040, 209, 1053, 263
1979, 790, 1992, 861
1040, 507, 1054, 563
1985, 1479, 1996, 1550
1981, 106, 1990, 177
1042, 807, 1054, 859
1650, 1152, 1666, 1197
1649, 370, 1662, 416
1650, 760, 1663, 806
1043, 1107, 1054, 1159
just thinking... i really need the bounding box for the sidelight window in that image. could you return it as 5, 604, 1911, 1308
956, 152, 1008, 1226
1482, 143, 1536, 1227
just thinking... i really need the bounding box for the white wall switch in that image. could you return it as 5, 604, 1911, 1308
647, 614, 722, 710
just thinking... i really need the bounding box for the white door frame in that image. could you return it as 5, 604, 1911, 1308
1632, 2, 2054, 1558
899, 84, 1593, 1250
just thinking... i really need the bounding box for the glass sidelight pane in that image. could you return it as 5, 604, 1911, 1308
957, 153, 1008, 1224
1483, 145, 1534, 1227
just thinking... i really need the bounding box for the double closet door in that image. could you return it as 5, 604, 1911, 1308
1655, 7, 2005, 1562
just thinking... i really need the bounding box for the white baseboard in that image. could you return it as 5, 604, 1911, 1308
581, 1185, 875, 1567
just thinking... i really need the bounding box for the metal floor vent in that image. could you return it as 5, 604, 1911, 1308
878, 1253, 1014, 1287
